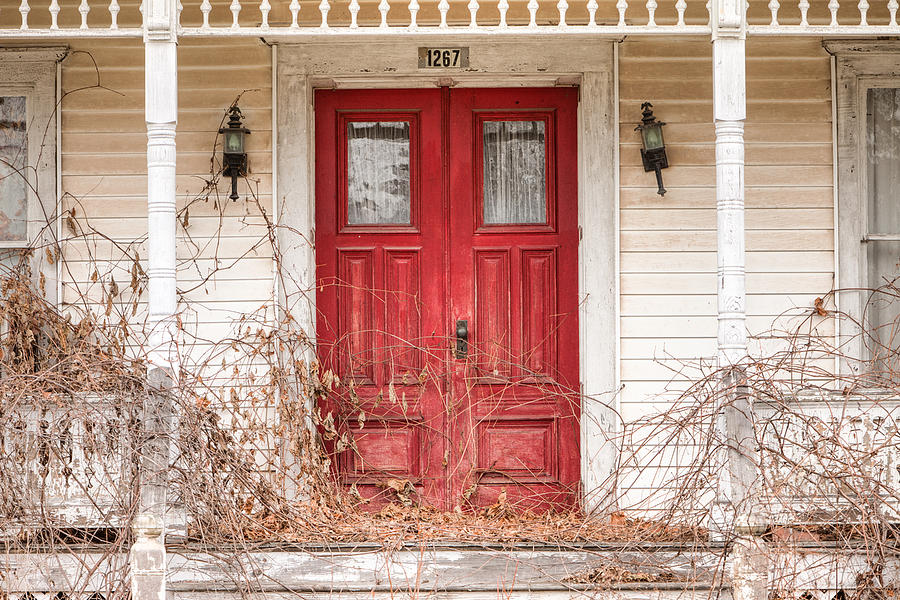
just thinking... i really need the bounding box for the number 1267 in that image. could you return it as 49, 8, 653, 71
426, 49, 461, 67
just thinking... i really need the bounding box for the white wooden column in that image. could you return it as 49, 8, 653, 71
145, 0, 179, 373
713, 2, 746, 368
132, 3, 177, 600
710, 0, 756, 541
711, 9, 766, 597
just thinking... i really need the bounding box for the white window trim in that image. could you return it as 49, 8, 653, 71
825, 40, 900, 374
0, 47, 65, 305
274, 38, 620, 513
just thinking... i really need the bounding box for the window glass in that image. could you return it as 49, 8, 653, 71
0, 96, 27, 243
866, 88, 900, 357
482, 120, 546, 225
347, 121, 411, 225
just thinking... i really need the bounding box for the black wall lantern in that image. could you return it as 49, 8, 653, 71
635, 102, 668, 196
219, 105, 251, 201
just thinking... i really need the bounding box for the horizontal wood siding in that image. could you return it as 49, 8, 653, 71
617, 37, 835, 505
59, 39, 275, 363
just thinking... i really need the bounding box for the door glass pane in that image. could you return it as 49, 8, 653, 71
482, 120, 546, 225
0, 96, 27, 243
866, 88, 900, 362
347, 121, 411, 225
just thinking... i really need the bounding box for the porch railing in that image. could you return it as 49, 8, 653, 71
2, 0, 900, 37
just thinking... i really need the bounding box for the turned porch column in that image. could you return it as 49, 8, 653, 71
145, 0, 179, 373
133, 3, 177, 600
711, 0, 758, 538
713, 0, 746, 369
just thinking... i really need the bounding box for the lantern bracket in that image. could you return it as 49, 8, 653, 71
219, 105, 251, 201
635, 102, 669, 196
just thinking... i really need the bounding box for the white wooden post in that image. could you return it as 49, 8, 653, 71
133, 1, 177, 599
145, 0, 178, 373
711, 2, 767, 595
711, 0, 755, 536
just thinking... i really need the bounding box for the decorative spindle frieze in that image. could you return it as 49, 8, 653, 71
890, 0, 898, 26
349, 0, 359, 26
858, 0, 869, 24
79, 0, 90, 29
408, 0, 419, 28
646, 0, 657, 25
616, 0, 627, 26
498, 0, 509, 27
798, 0, 809, 25
259, 0, 270, 28
527, 0, 538, 27
557, 0, 568, 26
468, 0, 478, 27
767, 0, 779, 26
200, 0, 211, 29
828, 0, 839, 24
379, 0, 390, 27
19, 0, 29, 30
585, 0, 597, 25
676, 0, 686, 26
49, 0, 59, 29
438, 0, 448, 27
230, 0, 241, 28
319, 0, 330, 28
289, 0, 300, 27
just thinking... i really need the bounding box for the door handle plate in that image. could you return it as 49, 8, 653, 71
455, 319, 468, 359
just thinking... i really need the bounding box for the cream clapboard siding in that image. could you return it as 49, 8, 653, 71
59, 39, 274, 369
617, 38, 835, 504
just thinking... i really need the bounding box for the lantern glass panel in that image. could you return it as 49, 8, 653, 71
224, 129, 244, 154
641, 125, 664, 151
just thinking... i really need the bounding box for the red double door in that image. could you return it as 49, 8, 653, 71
315, 87, 579, 511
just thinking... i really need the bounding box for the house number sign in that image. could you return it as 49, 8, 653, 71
418, 47, 469, 68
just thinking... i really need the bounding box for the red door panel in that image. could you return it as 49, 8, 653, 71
448, 88, 580, 511
315, 87, 579, 511
315, 89, 446, 508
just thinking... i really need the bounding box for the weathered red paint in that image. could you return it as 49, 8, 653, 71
315, 87, 580, 511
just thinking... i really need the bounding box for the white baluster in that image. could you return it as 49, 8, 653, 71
289, 0, 300, 27
557, 0, 567, 26
467, 0, 478, 27
498, 0, 509, 27
230, 0, 241, 28
646, 0, 656, 25
828, 0, 839, 24
49, 0, 59, 29
19, 0, 29, 29
616, 0, 627, 26
259, 0, 270, 28
349, 0, 360, 27
587, 0, 598, 25
438, 0, 448, 27
408, 0, 418, 27
109, 0, 120, 27
767, 0, 778, 25
858, 0, 868, 24
379, 0, 390, 27
527, 0, 538, 27
319, 0, 329, 27
79, 0, 89, 28
890, 0, 898, 26
798, 0, 808, 25
176, 0, 182, 26
675, 0, 685, 25
200, 0, 211, 29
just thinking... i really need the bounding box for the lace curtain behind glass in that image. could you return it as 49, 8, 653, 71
482, 120, 546, 225
347, 121, 411, 225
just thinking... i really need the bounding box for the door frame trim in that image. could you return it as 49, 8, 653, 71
275, 38, 619, 514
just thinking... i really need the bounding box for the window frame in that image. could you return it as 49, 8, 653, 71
826, 41, 900, 373
0, 47, 64, 306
